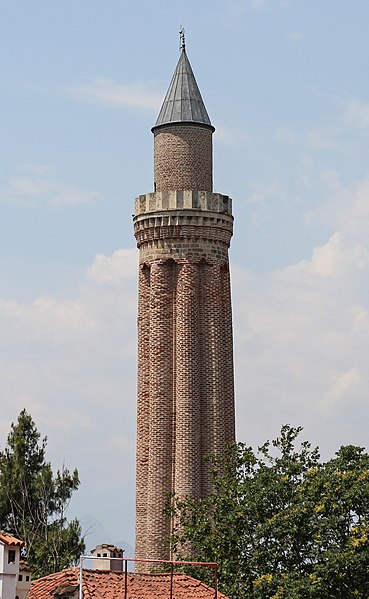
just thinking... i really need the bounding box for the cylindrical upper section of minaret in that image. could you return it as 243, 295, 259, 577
153, 124, 213, 192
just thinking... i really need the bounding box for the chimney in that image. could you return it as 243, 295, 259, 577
90, 544, 125, 571
16, 560, 32, 599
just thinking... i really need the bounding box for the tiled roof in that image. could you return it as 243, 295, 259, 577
0, 531, 25, 546
91, 543, 123, 553
29, 568, 229, 599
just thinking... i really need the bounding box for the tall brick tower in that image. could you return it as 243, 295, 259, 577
133, 34, 235, 565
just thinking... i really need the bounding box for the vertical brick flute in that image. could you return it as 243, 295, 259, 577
133, 36, 235, 566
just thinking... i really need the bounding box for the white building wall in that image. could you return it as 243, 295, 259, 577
16, 569, 32, 599
0, 542, 20, 599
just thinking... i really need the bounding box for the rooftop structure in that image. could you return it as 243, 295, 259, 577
90, 543, 125, 571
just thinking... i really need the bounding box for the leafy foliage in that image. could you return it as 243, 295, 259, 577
0, 409, 85, 578
170, 425, 369, 598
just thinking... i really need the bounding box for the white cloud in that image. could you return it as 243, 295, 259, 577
0, 248, 138, 414
1, 170, 100, 207
234, 174, 369, 455
298, 155, 315, 186
288, 31, 303, 42
18, 163, 54, 175
343, 99, 369, 130
244, 180, 286, 225
0, 247, 138, 543
67, 78, 163, 111
214, 125, 240, 145
338, 179, 369, 238
351, 304, 369, 332
86, 249, 137, 285
315, 175, 369, 244
275, 127, 296, 144
320, 368, 363, 410
306, 128, 349, 152
249, 0, 267, 9
0, 296, 98, 345
226, 0, 291, 17
279, 232, 369, 279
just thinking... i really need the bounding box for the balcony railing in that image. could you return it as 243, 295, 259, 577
78, 555, 218, 599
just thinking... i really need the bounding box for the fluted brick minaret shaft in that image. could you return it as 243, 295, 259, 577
134, 38, 235, 568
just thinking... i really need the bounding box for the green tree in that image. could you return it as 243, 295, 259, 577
0, 409, 85, 578
170, 425, 369, 598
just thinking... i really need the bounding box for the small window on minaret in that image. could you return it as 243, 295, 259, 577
18, 574, 23, 581
8, 550, 16, 563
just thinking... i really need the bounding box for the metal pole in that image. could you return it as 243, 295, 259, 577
77, 555, 219, 598
170, 562, 174, 599
79, 556, 83, 599
124, 557, 128, 599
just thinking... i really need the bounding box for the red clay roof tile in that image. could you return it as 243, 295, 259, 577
29, 568, 230, 599
0, 531, 25, 546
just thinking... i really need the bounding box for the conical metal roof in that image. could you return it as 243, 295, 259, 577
153, 48, 214, 131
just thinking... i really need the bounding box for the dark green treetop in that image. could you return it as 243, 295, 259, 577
0, 409, 85, 578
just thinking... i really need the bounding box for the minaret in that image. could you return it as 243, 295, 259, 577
133, 34, 235, 567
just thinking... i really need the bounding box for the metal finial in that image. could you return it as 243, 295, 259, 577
179, 27, 186, 51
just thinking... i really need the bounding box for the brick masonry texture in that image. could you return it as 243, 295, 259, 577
135, 259, 235, 568
134, 122, 235, 572
154, 125, 213, 191
135, 202, 235, 568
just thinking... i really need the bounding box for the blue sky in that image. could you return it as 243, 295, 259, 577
1, 0, 369, 553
